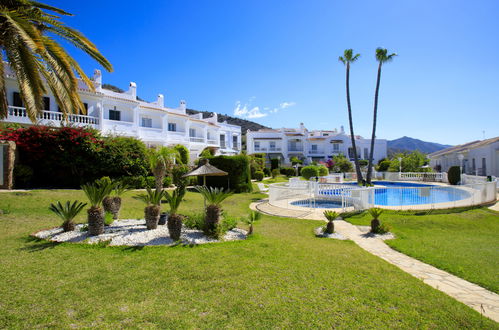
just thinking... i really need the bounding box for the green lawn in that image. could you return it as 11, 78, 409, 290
261, 175, 289, 184
0, 190, 497, 328
344, 208, 499, 294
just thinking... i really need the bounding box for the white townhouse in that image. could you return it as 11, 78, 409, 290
429, 137, 499, 177
246, 123, 387, 165
1, 65, 241, 162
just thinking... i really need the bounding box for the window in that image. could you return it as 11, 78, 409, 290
168, 123, 176, 131
472, 158, 476, 172
233, 135, 238, 145
43, 97, 50, 111
270, 141, 276, 150
311, 144, 318, 151
109, 109, 121, 121
141, 117, 152, 128
13, 92, 23, 107
332, 143, 339, 152
364, 148, 369, 159
254, 141, 260, 150
189, 128, 196, 137
482, 158, 486, 175
220, 134, 226, 147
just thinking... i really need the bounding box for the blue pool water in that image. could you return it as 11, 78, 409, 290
290, 199, 343, 208
318, 181, 470, 206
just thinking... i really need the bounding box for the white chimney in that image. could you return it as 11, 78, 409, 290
157, 94, 164, 107
340, 125, 345, 133
93, 69, 102, 91
179, 100, 186, 112
128, 82, 137, 99
211, 112, 218, 122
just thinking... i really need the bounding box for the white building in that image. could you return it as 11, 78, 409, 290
2, 65, 241, 162
246, 123, 387, 165
429, 137, 499, 177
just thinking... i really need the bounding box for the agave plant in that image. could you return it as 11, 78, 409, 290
81, 179, 114, 236
195, 186, 233, 237
323, 210, 339, 234
135, 187, 165, 230
368, 207, 384, 233
49, 200, 87, 232
164, 187, 186, 240
103, 180, 129, 220
243, 210, 261, 235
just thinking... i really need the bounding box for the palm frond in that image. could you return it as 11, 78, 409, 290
194, 186, 232, 206
81, 179, 114, 207
164, 187, 185, 215
134, 187, 164, 206
323, 210, 339, 221
49, 200, 87, 222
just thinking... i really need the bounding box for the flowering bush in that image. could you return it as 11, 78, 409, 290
0, 126, 148, 188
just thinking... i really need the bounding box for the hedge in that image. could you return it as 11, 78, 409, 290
280, 167, 295, 177
447, 166, 461, 185
202, 155, 252, 193
174, 144, 189, 164
253, 171, 264, 181
301, 166, 319, 180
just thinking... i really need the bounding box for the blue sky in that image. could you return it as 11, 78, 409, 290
49, 0, 498, 145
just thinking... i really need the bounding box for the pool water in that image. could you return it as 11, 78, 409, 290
290, 199, 343, 208
318, 181, 470, 206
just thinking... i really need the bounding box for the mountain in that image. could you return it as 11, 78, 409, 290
387, 136, 452, 155
186, 109, 268, 134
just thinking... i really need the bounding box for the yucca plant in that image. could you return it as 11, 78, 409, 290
134, 187, 165, 230
368, 207, 384, 233
49, 200, 87, 232
323, 210, 339, 234
243, 210, 261, 235
195, 186, 233, 237
103, 180, 129, 220
81, 179, 114, 236
164, 187, 186, 240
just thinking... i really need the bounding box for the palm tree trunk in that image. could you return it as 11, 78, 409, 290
346, 62, 363, 184
367, 62, 383, 184
153, 163, 166, 192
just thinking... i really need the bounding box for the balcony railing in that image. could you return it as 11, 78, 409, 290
190, 137, 205, 143
308, 150, 324, 154
288, 147, 304, 152
207, 139, 217, 145
268, 147, 281, 152
7, 106, 99, 125
254, 147, 267, 151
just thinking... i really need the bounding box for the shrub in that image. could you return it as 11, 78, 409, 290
317, 165, 328, 177
331, 155, 354, 173
172, 164, 190, 188
183, 213, 205, 230
270, 158, 279, 170
271, 168, 280, 179
203, 155, 252, 193
120, 176, 146, 189
290, 156, 302, 165
280, 167, 295, 177
377, 159, 391, 172
359, 159, 369, 167
253, 171, 264, 181
372, 222, 390, 234
220, 215, 238, 233
163, 176, 173, 187
250, 154, 265, 177
263, 167, 271, 176
13, 164, 33, 188
145, 176, 156, 188
174, 144, 189, 164
199, 147, 216, 158
301, 166, 319, 180
448, 166, 461, 185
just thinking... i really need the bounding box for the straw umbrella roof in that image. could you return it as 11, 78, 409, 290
182, 159, 228, 178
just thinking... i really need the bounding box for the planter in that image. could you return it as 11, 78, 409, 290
144, 205, 161, 230
158, 212, 168, 225
103, 196, 122, 220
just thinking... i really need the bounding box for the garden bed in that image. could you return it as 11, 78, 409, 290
33, 219, 247, 246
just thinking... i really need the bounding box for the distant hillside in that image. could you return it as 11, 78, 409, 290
186, 109, 268, 134
388, 136, 452, 155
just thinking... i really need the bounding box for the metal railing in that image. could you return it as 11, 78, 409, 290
8, 106, 99, 125
189, 137, 205, 143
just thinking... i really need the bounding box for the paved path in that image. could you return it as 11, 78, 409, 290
488, 194, 499, 211
250, 200, 499, 323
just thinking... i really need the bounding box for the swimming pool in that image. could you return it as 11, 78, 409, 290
290, 199, 343, 209
318, 181, 470, 206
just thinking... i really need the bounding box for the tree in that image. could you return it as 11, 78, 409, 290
0, 1, 113, 121
366, 48, 397, 184
339, 49, 363, 185
147, 146, 179, 192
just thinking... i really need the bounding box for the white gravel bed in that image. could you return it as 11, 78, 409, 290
314, 227, 347, 240
356, 225, 396, 240
33, 219, 247, 246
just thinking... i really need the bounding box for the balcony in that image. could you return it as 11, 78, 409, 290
189, 137, 205, 143
6, 106, 99, 126
308, 149, 325, 155
268, 147, 281, 152
207, 139, 218, 145
288, 147, 304, 152
254, 147, 267, 152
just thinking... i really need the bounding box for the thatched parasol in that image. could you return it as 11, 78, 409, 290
182, 159, 228, 186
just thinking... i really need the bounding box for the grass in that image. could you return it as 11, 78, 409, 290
261, 175, 290, 184
0, 190, 497, 328
344, 207, 499, 294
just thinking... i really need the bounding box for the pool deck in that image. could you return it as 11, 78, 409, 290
250, 199, 499, 322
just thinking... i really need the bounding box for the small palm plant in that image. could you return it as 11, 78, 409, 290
243, 210, 261, 235
49, 201, 87, 232
103, 180, 129, 220
368, 207, 384, 233
81, 179, 114, 236
323, 210, 339, 234
195, 186, 233, 237
164, 187, 186, 240
135, 187, 165, 230
147, 147, 179, 192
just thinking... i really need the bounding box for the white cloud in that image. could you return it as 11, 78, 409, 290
233, 99, 296, 119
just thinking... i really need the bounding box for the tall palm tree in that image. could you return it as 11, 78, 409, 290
0, 0, 113, 121
339, 49, 363, 185
366, 48, 397, 184
147, 146, 179, 192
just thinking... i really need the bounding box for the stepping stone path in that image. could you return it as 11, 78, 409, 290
251, 200, 499, 323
